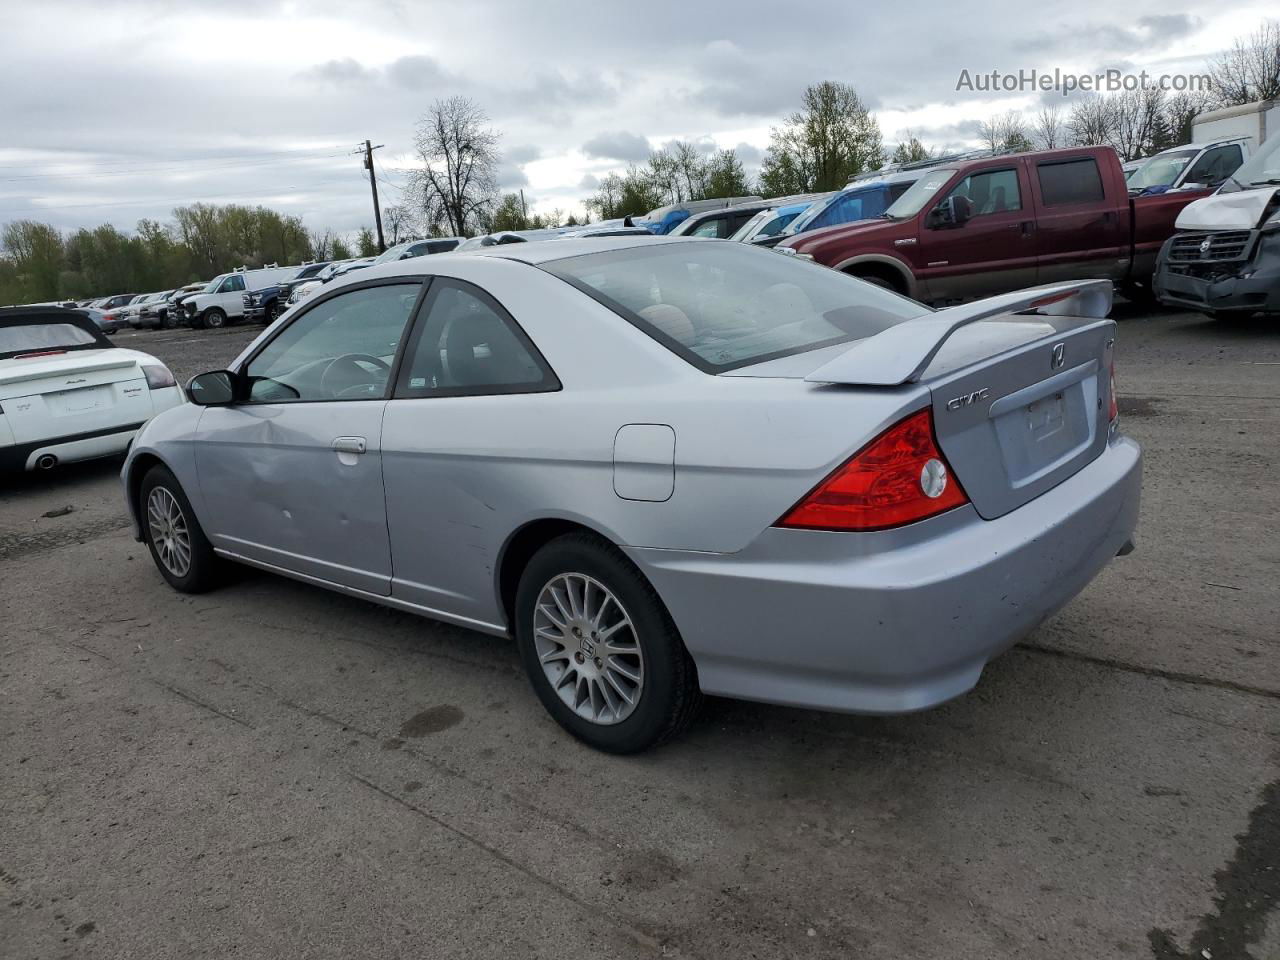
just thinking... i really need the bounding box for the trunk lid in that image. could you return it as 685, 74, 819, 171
781, 280, 1118, 521
924, 317, 1113, 519
0, 351, 153, 443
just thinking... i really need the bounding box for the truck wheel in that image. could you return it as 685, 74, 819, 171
849, 269, 908, 297
204, 308, 227, 329
161, 312, 179, 330
267, 301, 281, 323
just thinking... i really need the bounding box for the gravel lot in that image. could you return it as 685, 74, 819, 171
2, 309, 1277, 960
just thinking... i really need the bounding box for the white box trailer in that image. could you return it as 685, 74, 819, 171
1192, 100, 1278, 150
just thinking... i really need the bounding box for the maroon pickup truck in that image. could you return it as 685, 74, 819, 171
780, 146, 1208, 303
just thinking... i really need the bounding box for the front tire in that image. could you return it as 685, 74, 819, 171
161, 312, 179, 330
203, 308, 226, 329
514, 533, 701, 753
140, 464, 224, 593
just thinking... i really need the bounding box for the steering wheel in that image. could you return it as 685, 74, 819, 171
319, 353, 392, 399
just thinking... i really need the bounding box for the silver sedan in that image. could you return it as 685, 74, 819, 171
121, 237, 1141, 753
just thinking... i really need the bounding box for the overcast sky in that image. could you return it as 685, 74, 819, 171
0, 0, 1271, 237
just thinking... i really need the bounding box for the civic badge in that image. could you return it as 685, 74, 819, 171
1051, 342, 1065, 370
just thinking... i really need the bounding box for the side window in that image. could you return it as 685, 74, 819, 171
690, 218, 723, 238
944, 168, 1022, 216
220, 275, 245, 293
244, 283, 420, 403
815, 195, 862, 229
395, 280, 558, 398
1037, 158, 1106, 206
1186, 145, 1242, 185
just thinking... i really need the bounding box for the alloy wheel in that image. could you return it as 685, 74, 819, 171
146, 486, 192, 577
533, 572, 644, 725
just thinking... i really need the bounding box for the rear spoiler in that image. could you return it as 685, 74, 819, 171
805, 280, 1113, 387
0, 354, 136, 388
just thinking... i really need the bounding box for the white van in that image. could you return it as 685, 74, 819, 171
177, 265, 304, 328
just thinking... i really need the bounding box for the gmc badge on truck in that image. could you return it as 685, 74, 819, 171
946, 388, 990, 411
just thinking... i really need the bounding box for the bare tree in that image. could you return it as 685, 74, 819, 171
382, 204, 411, 245
409, 96, 500, 237
1206, 19, 1280, 106
1110, 88, 1167, 161
979, 111, 1031, 153
1067, 96, 1118, 148
1033, 104, 1065, 149
308, 228, 333, 260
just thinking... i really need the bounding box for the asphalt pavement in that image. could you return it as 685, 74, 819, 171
1, 309, 1277, 959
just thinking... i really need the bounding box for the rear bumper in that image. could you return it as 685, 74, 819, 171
0, 424, 144, 472
630, 435, 1142, 714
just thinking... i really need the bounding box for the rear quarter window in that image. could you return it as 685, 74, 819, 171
1037, 158, 1106, 205
544, 242, 929, 372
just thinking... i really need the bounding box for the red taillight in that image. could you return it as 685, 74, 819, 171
776, 408, 969, 532
15, 350, 67, 359
1108, 359, 1119, 423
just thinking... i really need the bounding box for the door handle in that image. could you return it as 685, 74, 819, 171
1020, 221, 1035, 236
332, 437, 367, 455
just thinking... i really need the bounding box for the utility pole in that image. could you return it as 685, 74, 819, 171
362, 139, 386, 253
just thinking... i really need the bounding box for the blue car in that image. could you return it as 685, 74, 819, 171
634, 196, 762, 234
730, 197, 831, 243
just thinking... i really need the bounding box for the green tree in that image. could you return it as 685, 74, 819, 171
759, 82, 884, 193
356, 227, 378, 257
489, 193, 531, 232
1, 220, 64, 301
703, 150, 751, 198
891, 137, 932, 164
331, 237, 353, 260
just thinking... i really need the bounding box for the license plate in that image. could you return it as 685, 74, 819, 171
52, 385, 111, 414
1026, 392, 1065, 440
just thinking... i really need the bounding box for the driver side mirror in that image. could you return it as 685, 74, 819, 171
186, 370, 239, 406
930, 195, 973, 228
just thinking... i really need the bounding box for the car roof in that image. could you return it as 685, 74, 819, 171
682, 202, 771, 224
466, 234, 692, 265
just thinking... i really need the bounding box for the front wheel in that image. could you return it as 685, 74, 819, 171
140, 464, 225, 593
161, 312, 180, 330
203, 308, 226, 329
514, 533, 701, 753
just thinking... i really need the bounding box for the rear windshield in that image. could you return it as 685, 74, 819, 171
0, 322, 104, 359
543, 242, 929, 372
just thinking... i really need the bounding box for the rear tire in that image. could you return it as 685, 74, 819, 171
203, 308, 226, 329
514, 533, 701, 753
139, 464, 224, 593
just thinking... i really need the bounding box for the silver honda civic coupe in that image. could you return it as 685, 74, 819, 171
122, 236, 1141, 753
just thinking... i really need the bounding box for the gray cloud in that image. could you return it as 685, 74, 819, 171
386, 55, 450, 90
579, 173, 600, 189
300, 57, 378, 86
0, 0, 1249, 233
581, 131, 651, 162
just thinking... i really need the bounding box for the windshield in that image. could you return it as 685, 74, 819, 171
1127, 150, 1198, 190
729, 210, 772, 242
1226, 135, 1280, 188
201, 277, 223, 293
0, 322, 104, 358
373, 245, 409, 264
883, 169, 956, 218
544, 242, 928, 372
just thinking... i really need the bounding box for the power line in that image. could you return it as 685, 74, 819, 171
0, 151, 352, 184
0, 177, 362, 217
0, 144, 350, 173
